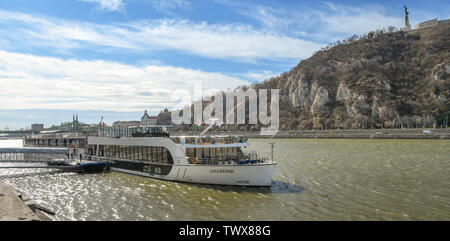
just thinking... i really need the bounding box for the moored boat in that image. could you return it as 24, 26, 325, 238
86, 125, 277, 186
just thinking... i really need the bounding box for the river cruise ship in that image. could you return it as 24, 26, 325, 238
86, 125, 277, 186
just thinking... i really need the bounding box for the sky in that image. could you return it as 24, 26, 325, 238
0, 0, 449, 130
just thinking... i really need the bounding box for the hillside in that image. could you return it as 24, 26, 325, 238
162, 24, 450, 130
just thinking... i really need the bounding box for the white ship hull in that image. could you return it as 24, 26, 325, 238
88, 136, 277, 187
111, 163, 276, 187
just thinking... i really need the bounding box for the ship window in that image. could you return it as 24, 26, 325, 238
162, 148, 167, 163
104, 145, 108, 157
141, 146, 145, 160
151, 147, 156, 161
129, 146, 133, 159
155, 147, 159, 162
99, 145, 104, 156
144, 146, 149, 161
167, 151, 173, 164
134, 146, 138, 160
203, 148, 210, 157
142, 146, 146, 160
153, 147, 156, 161
186, 148, 194, 159
157, 147, 162, 162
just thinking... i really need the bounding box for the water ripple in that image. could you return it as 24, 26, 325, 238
1, 139, 449, 220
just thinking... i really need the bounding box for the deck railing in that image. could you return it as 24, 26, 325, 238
188, 153, 273, 165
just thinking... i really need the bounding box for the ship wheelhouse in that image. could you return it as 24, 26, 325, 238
170, 135, 267, 165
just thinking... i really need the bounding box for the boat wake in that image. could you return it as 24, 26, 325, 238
270, 180, 303, 193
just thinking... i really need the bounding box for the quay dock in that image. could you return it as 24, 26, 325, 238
0, 145, 110, 173
0, 146, 110, 221
0, 147, 69, 163
24, 134, 86, 148
0, 180, 42, 221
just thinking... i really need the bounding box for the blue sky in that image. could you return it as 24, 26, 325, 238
0, 0, 449, 130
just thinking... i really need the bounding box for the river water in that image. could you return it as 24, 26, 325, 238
0, 138, 449, 221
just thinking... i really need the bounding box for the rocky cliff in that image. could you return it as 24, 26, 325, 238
255, 24, 449, 129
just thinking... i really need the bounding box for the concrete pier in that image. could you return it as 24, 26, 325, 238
0, 181, 41, 221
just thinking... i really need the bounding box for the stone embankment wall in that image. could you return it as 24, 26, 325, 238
0, 181, 52, 221
172, 129, 450, 139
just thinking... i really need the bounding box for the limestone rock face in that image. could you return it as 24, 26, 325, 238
371, 97, 400, 121
311, 87, 329, 114
432, 63, 449, 80
336, 82, 355, 102
335, 82, 370, 116
289, 73, 311, 108
350, 95, 371, 116
430, 63, 450, 103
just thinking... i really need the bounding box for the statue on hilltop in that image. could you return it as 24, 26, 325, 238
404, 5, 411, 31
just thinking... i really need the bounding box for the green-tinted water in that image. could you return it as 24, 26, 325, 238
1, 139, 449, 220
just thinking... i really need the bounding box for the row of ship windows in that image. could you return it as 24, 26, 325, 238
88, 145, 173, 164
185, 147, 241, 158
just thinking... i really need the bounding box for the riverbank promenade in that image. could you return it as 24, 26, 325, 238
173, 128, 450, 139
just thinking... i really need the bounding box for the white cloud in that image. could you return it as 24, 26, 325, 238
0, 50, 249, 112
240, 70, 277, 82
80, 0, 125, 12
227, 1, 405, 42
318, 3, 403, 35
0, 9, 322, 62
147, 0, 191, 14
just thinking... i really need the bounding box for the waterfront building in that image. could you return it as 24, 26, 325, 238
113, 121, 140, 128
31, 124, 44, 131
415, 18, 450, 30
141, 110, 158, 126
